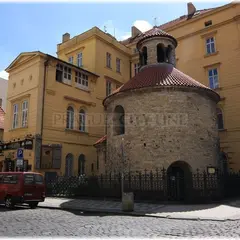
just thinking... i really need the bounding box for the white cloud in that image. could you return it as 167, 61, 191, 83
119, 20, 153, 41
133, 20, 153, 33
99, 19, 152, 41
0, 71, 9, 80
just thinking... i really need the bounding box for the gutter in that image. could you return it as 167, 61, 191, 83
40, 58, 49, 140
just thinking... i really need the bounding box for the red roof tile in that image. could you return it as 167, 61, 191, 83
0, 107, 5, 130
94, 135, 107, 146
120, 8, 215, 46
136, 26, 177, 49
103, 63, 220, 104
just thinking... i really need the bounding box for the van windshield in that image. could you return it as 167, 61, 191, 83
24, 174, 44, 185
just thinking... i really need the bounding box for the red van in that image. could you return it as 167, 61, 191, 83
0, 172, 45, 209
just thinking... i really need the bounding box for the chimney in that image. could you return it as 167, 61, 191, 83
0, 98, 2, 108
131, 26, 142, 38
62, 33, 70, 43
187, 2, 196, 17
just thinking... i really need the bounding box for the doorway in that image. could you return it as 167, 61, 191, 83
167, 161, 191, 201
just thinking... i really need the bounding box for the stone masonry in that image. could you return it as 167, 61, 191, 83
106, 87, 219, 173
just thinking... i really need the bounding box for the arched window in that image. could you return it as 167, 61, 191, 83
66, 106, 74, 129
79, 109, 86, 132
157, 44, 165, 63
220, 152, 229, 174
217, 108, 224, 130
113, 105, 125, 136
166, 45, 173, 63
78, 154, 85, 175
65, 153, 74, 176
142, 47, 148, 65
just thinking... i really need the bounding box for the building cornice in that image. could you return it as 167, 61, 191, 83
165, 2, 237, 32
177, 16, 238, 41
64, 95, 96, 107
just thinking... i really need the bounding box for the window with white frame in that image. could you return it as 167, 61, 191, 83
134, 63, 140, 75
79, 109, 86, 132
208, 68, 219, 89
206, 37, 216, 55
68, 56, 73, 64
75, 71, 89, 89
77, 53, 83, 67
106, 52, 111, 68
56, 64, 72, 85
66, 106, 74, 129
22, 100, 28, 127
106, 81, 112, 96
116, 58, 121, 73
12, 104, 19, 129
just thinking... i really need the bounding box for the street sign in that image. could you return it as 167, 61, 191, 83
17, 148, 24, 159
16, 159, 24, 167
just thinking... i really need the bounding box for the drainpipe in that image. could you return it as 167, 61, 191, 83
41, 58, 49, 137
39, 58, 49, 169
129, 60, 132, 79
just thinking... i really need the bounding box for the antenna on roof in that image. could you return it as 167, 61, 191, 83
104, 26, 107, 33
154, 17, 157, 26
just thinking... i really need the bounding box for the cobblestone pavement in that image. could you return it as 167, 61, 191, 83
0, 206, 240, 237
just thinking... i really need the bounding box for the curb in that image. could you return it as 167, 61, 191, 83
38, 205, 240, 222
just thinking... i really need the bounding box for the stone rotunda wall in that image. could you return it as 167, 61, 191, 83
105, 87, 219, 173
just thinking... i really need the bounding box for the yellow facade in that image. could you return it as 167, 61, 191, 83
2, 2, 240, 175
124, 2, 240, 171
2, 28, 131, 176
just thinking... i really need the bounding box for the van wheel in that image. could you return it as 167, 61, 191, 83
29, 202, 38, 209
5, 196, 14, 209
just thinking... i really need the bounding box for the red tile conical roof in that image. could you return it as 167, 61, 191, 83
103, 63, 220, 105
136, 26, 178, 49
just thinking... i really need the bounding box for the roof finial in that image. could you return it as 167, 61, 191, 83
154, 17, 157, 27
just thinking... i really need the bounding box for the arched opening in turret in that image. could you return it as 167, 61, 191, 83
166, 45, 173, 64
157, 44, 165, 63
142, 46, 148, 65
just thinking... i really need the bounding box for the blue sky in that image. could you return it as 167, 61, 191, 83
0, 1, 231, 79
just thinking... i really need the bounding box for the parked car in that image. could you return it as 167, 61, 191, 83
0, 172, 45, 209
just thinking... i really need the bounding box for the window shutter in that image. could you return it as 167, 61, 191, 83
52, 146, 62, 169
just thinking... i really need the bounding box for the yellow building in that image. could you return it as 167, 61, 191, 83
2, 1, 240, 176
1, 27, 131, 178
119, 1, 240, 171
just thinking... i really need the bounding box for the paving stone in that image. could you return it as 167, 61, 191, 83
0, 207, 240, 237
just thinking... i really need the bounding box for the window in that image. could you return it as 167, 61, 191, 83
3, 175, 18, 184
12, 104, 18, 129
97, 155, 99, 170
116, 58, 121, 73
66, 106, 74, 129
208, 68, 219, 89
56, 64, 72, 84
77, 52, 83, 67
68, 56, 73, 64
157, 44, 165, 63
113, 105, 125, 136
134, 63, 140, 75
106, 81, 112, 96
217, 108, 224, 130
22, 100, 28, 127
65, 153, 74, 177
205, 20, 212, 27
75, 71, 89, 89
78, 154, 85, 176
79, 109, 86, 132
142, 46, 148, 65
24, 174, 35, 185
206, 37, 216, 54
106, 52, 111, 68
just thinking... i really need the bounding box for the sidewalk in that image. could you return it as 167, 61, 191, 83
38, 197, 240, 221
